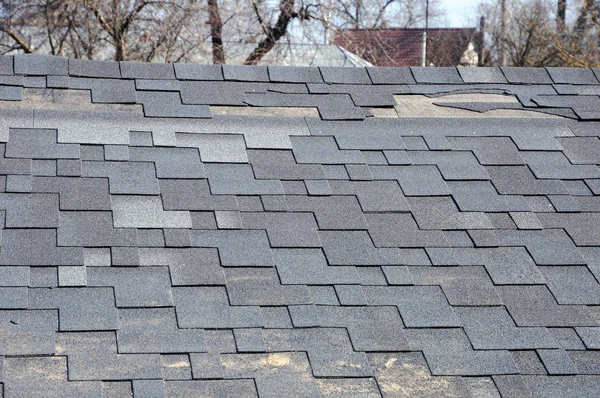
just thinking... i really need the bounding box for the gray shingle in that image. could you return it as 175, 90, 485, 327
319, 67, 370, 84
58, 211, 138, 247
458, 67, 507, 83
291, 136, 364, 164
286, 195, 367, 230
6, 128, 79, 159
0, 55, 13, 74
164, 380, 258, 397
137, 91, 210, 118
29, 287, 118, 331
537, 349, 577, 375
307, 119, 407, 150
222, 65, 269, 81
330, 180, 409, 211
268, 66, 323, 83
490, 229, 585, 266
411, 67, 462, 83
175, 133, 247, 163
318, 306, 409, 351
263, 328, 371, 377
117, 308, 204, 353
367, 213, 448, 248
0, 310, 56, 355
248, 149, 324, 180
546, 67, 598, 84
69, 59, 121, 78
408, 196, 492, 230
58, 266, 87, 287
3, 357, 102, 397
411, 266, 501, 306
540, 266, 600, 305
191, 229, 273, 266
241, 212, 321, 247
364, 285, 460, 327
120, 61, 175, 79
132, 380, 165, 398
57, 331, 162, 380
225, 268, 310, 306
320, 230, 430, 266
274, 248, 360, 285
406, 328, 518, 375
205, 163, 283, 195
189, 353, 222, 379
174, 63, 222, 80
369, 352, 471, 397
88, 266, 173, 307
129, 146, 204, 178
0, 229, 83, 266
233, 328, 265, 352
498, 285, 596, 327
289, 305, 320, 327
160, 179, 238, 211
108, 247, 137, 266
164, 230, 189, 247
172, 286, 262, 328
455, 306, 556, 350
371, 165, 450, 195
549, 328, 586, 351
70, 78, 137, 103
367, 67, 415, 84
14, 54, 68, 75
82, 161, 159, 194
501, 67, 553, 84
32, 176, 111, 211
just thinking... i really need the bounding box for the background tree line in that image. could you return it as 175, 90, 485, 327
0, 0, 599, 66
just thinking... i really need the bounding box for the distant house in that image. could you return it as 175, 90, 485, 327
333, 28, 479, 67
189, 42, 373, 67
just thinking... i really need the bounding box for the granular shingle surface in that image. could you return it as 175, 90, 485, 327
1, 56, 600, 397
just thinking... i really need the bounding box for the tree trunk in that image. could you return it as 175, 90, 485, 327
244, 0, 295, 65
207, 0, 225, 64
557, 0, 567, 32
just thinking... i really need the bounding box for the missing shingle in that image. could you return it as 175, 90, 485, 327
0, 88, 143, 113
211, 106, 319, 118
370, 107, 398, 118
433, 93, 519, 103
392, 94, 560, 118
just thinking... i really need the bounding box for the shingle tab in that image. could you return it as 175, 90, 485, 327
546, 67, 598, 84
319, 67, 371, 84
120, 61, 175, 79
458, 67, 507, 83
69, 59, 121, 78
268, 66, 323, 83
411, 66, 462, 83
174, 63, 223, 80
14, 54, 68, 75
367, 66, 415, 84
501, 67, 553, 84
222, 65, 269, 81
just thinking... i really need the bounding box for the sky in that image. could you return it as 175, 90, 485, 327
439, 0, 481, 27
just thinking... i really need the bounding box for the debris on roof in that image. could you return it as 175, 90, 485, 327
1, 54, 600, 397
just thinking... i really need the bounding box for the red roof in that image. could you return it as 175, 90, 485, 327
333, 28, 478, 67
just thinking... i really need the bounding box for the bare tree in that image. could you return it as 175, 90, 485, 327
207, 0, 225, 64
84, 0, 154, 61
0, 0, 450, 65
245, 0, 298, 65
478, 0, 600, 67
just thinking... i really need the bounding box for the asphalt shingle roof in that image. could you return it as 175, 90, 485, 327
0, 54, 600, 397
